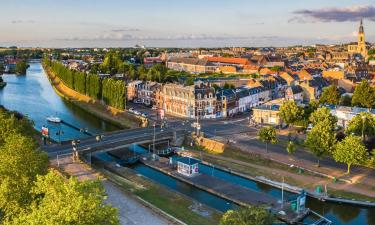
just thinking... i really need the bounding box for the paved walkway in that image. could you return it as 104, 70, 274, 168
50, 155, 171, 225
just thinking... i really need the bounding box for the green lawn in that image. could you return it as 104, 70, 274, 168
101, 168, 222, 225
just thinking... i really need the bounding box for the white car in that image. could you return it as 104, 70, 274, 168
306, 124, 313, 132
152, 105, 158, 110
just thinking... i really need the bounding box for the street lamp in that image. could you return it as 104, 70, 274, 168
153, 122, 156, 154
362, 115, 366, 141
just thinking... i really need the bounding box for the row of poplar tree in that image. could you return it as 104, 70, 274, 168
43, 59, 126, 109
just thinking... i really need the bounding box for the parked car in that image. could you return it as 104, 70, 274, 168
152, 105, 158, 110
134, 111, 141, 115
306, 124, 313, 132
128, 108, 134, 113
141, 113, 148, 118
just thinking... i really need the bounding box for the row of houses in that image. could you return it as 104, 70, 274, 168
252, 102, 375, 129
127, 73, 330, 119
166, 56, 284, 74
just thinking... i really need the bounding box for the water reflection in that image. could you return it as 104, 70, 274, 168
0, 63, 120, 141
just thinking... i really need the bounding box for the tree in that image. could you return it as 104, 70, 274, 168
352, 80, 375, 108
286, 141, 297, 154
10, 170, 119, 225
279, 101, 304, 131
319, 85, 340, 105
101, 53, 123, 75
270, 66, 282, 72
333, 135, 368, 174
0, 134, 48, 222
223, 83, 235, 89
340, 95, 352, 106
220, 205, 273, 225
258, 126, 278, 153
15, 61, 29, 75
345, 112, 375, 141
305, 120, 336, 167
309, 107, 337, 130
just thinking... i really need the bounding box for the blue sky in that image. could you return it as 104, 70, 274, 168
1, 0, 375, 47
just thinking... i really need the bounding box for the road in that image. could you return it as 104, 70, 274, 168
44, 126, 180, 157
103, 181, 172, 225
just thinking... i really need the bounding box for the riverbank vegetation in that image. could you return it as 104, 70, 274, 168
0, 76, 6, 88
43, 63, 142, 128
44, 59, 126, 110
0, 108, 119, 224
220, 205, 274, 225
15, 60, 29, 75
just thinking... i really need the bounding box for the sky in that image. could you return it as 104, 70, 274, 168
1, 0, 375, 48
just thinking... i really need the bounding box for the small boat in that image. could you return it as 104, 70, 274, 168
46, 116, 62, 123
117, 156, 140, 166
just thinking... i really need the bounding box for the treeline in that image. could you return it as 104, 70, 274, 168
91, 52, 190, 83
319, 81, 375, 109
102, 78, 126, 109
15, 61, 29, 75
44, 59, 126, 109
0, 108, 119, 224
278, 101, 375, 173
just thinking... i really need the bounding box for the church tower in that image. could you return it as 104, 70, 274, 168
358, 19, 367, 58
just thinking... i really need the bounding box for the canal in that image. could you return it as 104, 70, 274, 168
0, 63, 120, 141
0, 63, 374, 225
95, 149, 375, 225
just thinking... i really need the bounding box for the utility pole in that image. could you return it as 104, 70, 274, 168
281, 176, 284, 207
153, 122, 156, 154
362, 115, 366, 141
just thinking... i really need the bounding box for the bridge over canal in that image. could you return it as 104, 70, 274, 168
44, 127, 186, 158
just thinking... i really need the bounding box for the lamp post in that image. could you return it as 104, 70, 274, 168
362, 115, 366, 141
153, 122, 156, 154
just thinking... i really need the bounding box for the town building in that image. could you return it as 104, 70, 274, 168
127, 80, 143, 101
331, 106, 375, 128
167, 57, 216, 74
252, 105, 282, 126
348, 19, 369, 59
137, 81, 161, 106
285, 85, 304, 103
158, 81, 216, 119
176, 157, 200, 177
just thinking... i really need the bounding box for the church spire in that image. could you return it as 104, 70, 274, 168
359, 19, 364, 34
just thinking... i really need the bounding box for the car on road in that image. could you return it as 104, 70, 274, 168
306, 124, 313, 132
152, 105, 158, 110
133, 111, 141, 115
141, 113, 148, 118
128, 108, 135, 113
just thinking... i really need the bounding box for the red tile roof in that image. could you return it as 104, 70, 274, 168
206, 57, 250, 65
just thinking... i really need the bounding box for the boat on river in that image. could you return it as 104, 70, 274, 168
46, 116, 62, 123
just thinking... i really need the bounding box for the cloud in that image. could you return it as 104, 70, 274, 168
59, 33, 278, 41
111, 28, 140, 32
289, 5, 375, 23
11, 20, 35, 24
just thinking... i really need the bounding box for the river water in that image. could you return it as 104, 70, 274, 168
0, 63, 120, 141
1, 63, 374, 225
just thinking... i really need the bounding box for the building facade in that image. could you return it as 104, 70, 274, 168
348, 19, 368, 59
